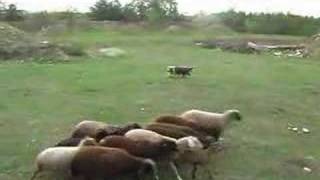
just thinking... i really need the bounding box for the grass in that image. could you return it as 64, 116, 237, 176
0, 26, 320, 180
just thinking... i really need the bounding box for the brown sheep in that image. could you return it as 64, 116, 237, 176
145, 122, 212, 148
99, 135, 183, 180
125, 129, 206, 180
180, 109, 242, 140
71, 146, 159, 180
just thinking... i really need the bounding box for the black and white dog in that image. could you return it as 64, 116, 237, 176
167, 66, 193, 77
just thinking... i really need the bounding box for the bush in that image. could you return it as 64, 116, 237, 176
90, 0, 123, 21
59, 43, 86, 56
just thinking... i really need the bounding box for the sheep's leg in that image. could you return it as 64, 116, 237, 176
191, 163, 198, 180
169, 162, 183, 180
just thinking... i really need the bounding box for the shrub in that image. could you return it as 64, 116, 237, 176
59, 43, 86, 57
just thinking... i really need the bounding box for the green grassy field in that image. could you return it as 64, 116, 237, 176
0, 26, 319, 180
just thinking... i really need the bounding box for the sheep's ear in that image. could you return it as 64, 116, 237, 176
131, 123, 142, 129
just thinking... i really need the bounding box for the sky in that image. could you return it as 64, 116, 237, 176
3, 0, 320, 17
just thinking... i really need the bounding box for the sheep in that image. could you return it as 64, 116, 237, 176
71, 120, 107, 138
180, 109, 242, 140
99, 135, 185, 180
125, 129, 206, 180
154, 115, 202, 129
54, 136, 99, 147
124, 129, 185, 180
171, 136, 206, 180
145, 122, 212, 148
174, 137, 213, 180
30, 137, 96, 180
125, 129, 204, 154
125, 129, 177, 143
99, 135, 178, 159
176, 148, 213, 180
71, 120, 141, 141
71, 146, 159, 180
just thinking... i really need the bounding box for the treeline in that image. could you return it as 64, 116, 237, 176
89, 0, 182, 22
219, 10, 320, 36
1, 1, 320, 36
0, 0, 181, 23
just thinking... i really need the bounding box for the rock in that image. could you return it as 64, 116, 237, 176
165, 25, 181, 32
99, 47, 126, 57
195, 42, 204, 46
303, 167, 312, 173
302, 128, 310, 134
40, 41, 49, 45
274, 51, 282, 56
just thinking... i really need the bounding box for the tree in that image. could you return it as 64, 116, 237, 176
90, 0, 123, 21
4, 4, 24, 21
219, 10, 247, 32
125, 0, 149, 20
122, 3, 140, 21
61, 9, 78, 31
147, 0, 165, 22
129, 0, 180, 22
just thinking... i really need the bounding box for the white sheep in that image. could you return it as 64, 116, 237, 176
30, 137, 95, 180
180, 109, 242, 140
176, 148, 213, 180
125, 129, 177, 143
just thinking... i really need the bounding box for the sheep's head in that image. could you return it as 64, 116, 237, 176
176, 136, 204, 152
159, 140, 178, 152
94, 129, 110, 142
225, 109, 242, 121
124, 123, 142, 131
78, 137, 98, 146
111, 123, 142, 136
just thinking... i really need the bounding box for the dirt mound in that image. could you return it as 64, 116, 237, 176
307, 33, 320, 58
0, 23, 70, 61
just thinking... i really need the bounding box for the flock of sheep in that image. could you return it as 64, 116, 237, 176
31, 109, 242, 180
